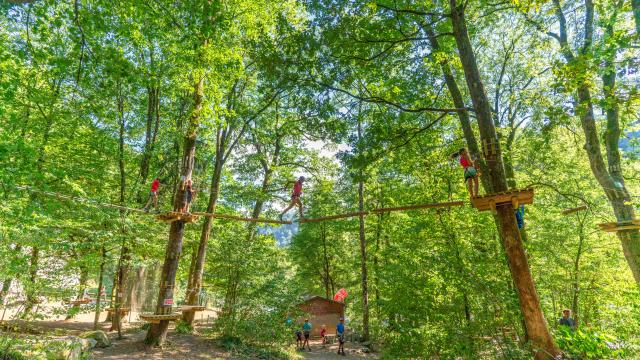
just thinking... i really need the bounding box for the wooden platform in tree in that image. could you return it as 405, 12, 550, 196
64, 298, 92, 305
470, 188, 534, 212
562, 205, 588, 216
156, 212, 200, 223
106, 307, 130, 313
179, 305, 206, 312
139, 313, 182, 323
598, 219, 640, 233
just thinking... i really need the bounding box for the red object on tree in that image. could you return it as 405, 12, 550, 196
333, 288, 347, 302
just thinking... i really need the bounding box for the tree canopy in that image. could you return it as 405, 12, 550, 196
0, 0, 639, 359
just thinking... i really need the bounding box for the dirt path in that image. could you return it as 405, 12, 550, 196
2, 316, 378, 360
92, 329, 230, 360
297, 339, 377, 360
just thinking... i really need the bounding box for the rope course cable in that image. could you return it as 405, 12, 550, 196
8, 183, 466, 225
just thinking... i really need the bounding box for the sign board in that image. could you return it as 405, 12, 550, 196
163, 298, 173, 306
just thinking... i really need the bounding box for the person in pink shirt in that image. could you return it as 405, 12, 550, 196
143, 178, 160, 212
453, 148, 479, 197
280, 176, 305, 220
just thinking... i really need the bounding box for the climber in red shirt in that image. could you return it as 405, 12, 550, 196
453, 148, 479, 197
143, 178, 160, 212
280, 176, 305, 220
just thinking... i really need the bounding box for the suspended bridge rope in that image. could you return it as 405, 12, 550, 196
298, 201, 465, 223
8, 183, 465, 225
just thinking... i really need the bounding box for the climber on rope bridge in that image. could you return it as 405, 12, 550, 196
143, 177, 161, 212
280, 176, 305, 220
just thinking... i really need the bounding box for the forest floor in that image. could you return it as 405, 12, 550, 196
1, 310, 378, 359
296, 340, 378, 359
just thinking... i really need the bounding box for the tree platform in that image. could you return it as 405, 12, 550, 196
156, 212, 200, 223
139, 313, 182, 323
598, 219, 640, 233
179, 305, 206, 312
470, 188, 534, 212
105, 307, 130, 314
64, 298, 92, 305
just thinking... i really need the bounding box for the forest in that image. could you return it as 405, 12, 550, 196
0, 0, 639, 359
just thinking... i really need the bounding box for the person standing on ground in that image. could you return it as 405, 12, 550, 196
143, 178, 160, 212
295, 328, 303, 349
320, 324, 327, 344
280, 176, 305, 220
337, 317, 346, 356
559, 309, 576, 331
302, 318, 312, 351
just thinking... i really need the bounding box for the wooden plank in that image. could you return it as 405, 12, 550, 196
106, 308, 130, 313
179, 305, 206, 312
156, 212, 199, 223
598, 219, 640, 232
562, 205, 588, 216
471, 188, 534, 212
139, 313, 182, 323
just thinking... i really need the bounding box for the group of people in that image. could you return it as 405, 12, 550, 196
295, 318, 347, 356
141, 175, 307, 219
142, 177, 197, 213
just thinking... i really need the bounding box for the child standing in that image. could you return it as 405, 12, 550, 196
453, 148, 479, 198
182, 179, 196, 213
320, 324, 327, 344
336, 317, 346, 356
302, 318, 312, 351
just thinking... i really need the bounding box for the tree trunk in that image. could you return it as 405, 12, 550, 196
0, 278, 12, 304
357, 118, 370, 342
66, 264, 89, 320
182, 156, 223, 325
140, 84, 160, 185
111, 91, 129, 338
425, 25, 491, 192
145, 74, 202, 346
571, 216, 585, 327
24, 247, 39, 315
93, 247, 107, 330
321, 223, 332, 299
600, 52, 640, 284
449, 2, 558, 358
217, 134, 280, 332
633, 0, 640, 36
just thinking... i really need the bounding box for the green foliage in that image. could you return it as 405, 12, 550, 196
555, 327, 622, 359
1, 0, 639, 358
217, 335, 293, 360
174, 320, 193, 335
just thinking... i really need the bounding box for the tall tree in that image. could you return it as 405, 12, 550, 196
448, 1, 558, 358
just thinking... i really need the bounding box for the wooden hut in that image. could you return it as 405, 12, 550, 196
298, 296, 345, 337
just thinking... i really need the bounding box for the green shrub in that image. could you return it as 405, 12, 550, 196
0, 348, 26, 360
174, 320, 193, 334
555, 326, 622, 359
